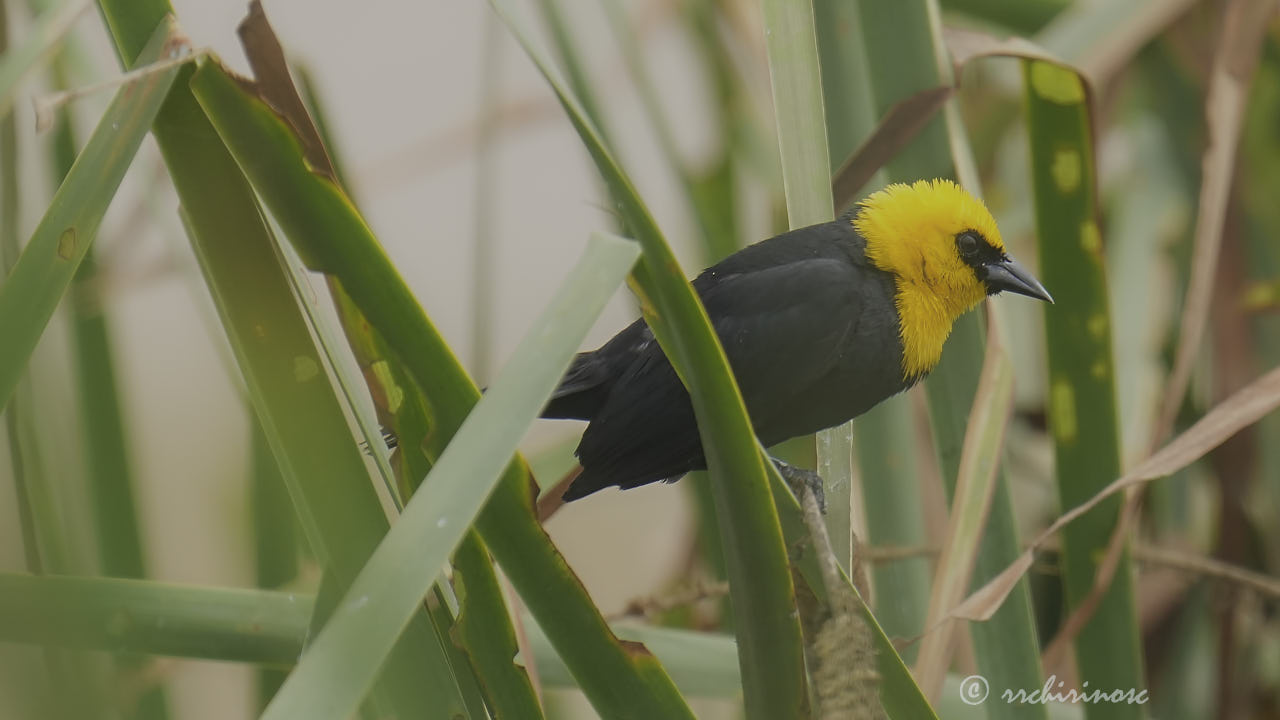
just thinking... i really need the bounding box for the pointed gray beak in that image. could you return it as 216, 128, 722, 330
984, 256, 1053, 303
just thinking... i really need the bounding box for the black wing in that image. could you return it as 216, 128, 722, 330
541, 318, 650, 420
700, 256, 864, 443
570, 239, 867, 496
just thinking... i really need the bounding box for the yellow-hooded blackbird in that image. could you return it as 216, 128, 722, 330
542, 179, 1052, 501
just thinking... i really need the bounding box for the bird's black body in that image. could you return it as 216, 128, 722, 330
543, 217, 916, 501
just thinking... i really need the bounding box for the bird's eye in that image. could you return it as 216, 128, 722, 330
956, 231, 980, 260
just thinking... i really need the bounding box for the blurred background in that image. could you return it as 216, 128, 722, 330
3, 0, 1280, 718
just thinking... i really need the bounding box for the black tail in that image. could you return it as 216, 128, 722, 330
541, 351, 611, 420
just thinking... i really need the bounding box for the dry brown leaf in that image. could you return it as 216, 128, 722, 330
948, 363, 1280, 623
949, 551, 1035, 623
1138, 365, 1280, 479
237, 0, 339, 183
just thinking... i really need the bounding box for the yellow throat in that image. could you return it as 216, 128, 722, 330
853, 179, 1004, 379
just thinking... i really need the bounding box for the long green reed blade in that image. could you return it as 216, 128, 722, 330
1022, 59, 1144, 719
0, 572, 716, 704
0, 0, 90, 118
854, 3, 1048, 714
176, 204, 474, 719
188, 58, 692, 720
0, 5, 107, 718
526, 621, 743, 699
422, 582, 491, 720
452, 535, 545, 720
276, 24, 515, 716
0, 0, 36, 575
232, 4, 405, 510
0, 16, 184, 411
38, 28, 170, 719
534, 0, 612, 149
757, 0, 850, 595
815, 2, 932, 633
1240, 46, 1280, 587
760, 0, 832, 226
260, 232, 639, 720
236, 62, 482, 710
95, 6, 477, 717
249, 420, 298, 707
247, 60, 493, 720
850, 400, 929, 645
489, 2, 809, 717
0, 572, 312, 664
0, 567, 1046, 716
915, 312, 1015, 699
68, 240, 152, 577
816, 0, 879, 179
36, 37, 151, 595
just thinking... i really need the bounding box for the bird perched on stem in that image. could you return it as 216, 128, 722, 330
542, 179, 1051, 503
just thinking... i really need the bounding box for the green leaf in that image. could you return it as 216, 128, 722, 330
45, 24, 170, 720
95, 5, 475, 717
274, 26, 520, 717
0, 14, 184, 410
260, 232, 639, 720
759, 0, 833, 227
177, 196, 473, 719
0, 572, 312, 665
1022, 58, 1144, 719
452, 534, 545, 720
188, 55, 693, 720
249, 420, 299, 707
526, 621, 743, 699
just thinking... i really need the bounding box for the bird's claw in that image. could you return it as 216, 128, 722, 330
358, 427, 400, 456
773, 459, 826, 514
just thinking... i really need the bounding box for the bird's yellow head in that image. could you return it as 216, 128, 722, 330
854, 179, 1051, 379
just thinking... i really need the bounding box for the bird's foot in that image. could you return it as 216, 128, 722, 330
358, 427, 400, 456
772, 458, 826, 514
